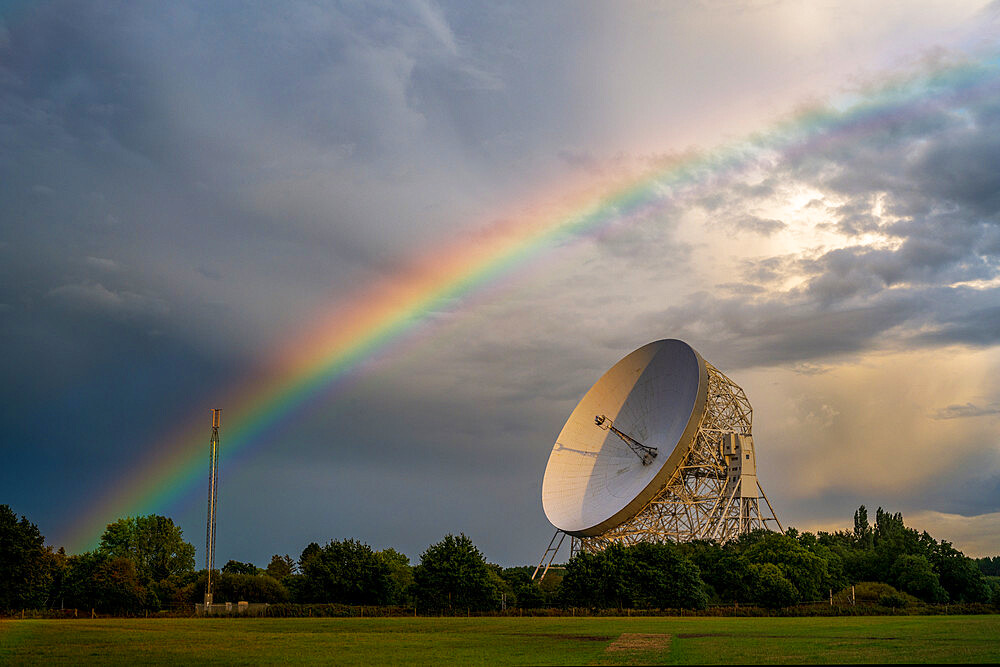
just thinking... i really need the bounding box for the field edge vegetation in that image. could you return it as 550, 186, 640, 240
3, 503, 999, 617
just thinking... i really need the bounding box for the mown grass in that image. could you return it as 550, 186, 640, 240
1, 615, 998, 665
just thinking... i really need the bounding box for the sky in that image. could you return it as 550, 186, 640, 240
2, 0, 1000, 567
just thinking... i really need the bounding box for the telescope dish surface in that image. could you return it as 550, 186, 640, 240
541, 339, 708, 536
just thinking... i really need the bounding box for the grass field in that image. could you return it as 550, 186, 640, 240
2, 615, 998, 665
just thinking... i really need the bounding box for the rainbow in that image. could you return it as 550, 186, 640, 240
64, 53, 1000, 553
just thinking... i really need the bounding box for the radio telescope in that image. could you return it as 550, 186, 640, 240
532, 339, 782, 579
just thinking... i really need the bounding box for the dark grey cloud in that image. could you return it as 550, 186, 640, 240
654, 280, 1000, 372
932, 402, 1000, 420
3, 1, 999, 565
704, 211, 787, 237
916, 302, 1000, 347
735, 215, 786, 236
649, 292, 918, 369
0, 0, 529, 366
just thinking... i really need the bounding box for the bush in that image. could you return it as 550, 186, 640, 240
213, 572, 289, 604
877, 592, 909, 608
514, 583, 546, 609
841, 582, 921, 607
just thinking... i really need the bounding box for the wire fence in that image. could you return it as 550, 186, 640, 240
3, 601, 997, 620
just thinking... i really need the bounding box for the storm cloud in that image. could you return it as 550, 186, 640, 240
2, 1, 999, 564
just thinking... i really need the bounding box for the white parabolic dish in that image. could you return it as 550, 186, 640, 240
541, 339, 708, 537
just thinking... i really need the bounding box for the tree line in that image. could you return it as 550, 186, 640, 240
2, 503, 998, 614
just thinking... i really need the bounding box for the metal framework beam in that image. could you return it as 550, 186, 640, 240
531, 530, 566, 581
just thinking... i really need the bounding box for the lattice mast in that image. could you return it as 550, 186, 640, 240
534, 362, 782, 578
204, 408, 221, 606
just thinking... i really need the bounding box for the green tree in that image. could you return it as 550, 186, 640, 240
299, 542, 321, 571
677, 540, 726, 602
929, 540, 990, 603
514, 582, 546, 609
747, 562, 798, 608
853, 505, 874, 549
559, 546, 614, 608
797, 532, 848, 593
282, 574, 310, 603
499, 566, 547, 609
561, 543, 708, 610
377, 548, 413, 604
890, 554, 948, 603
412, 533, 501, 612
222, 560, 259, 575
47, 547, 71, 609
151, 570, 199, 610
63, 552, 149, 614
626, 542, 708, 610
711, 551, 753, 603
98, 515, 195, 583
536, 566, 563, 604
869, 508, 927, 582
62, 551, 101, 610
983, 576, 1000, 603
265, 554, 296, 580
742, 531, 828, 602
212, 572, 289, 603
93, 557, 149, 613
975, 556, 1000, 576
595, 543, 633, 609
0, 505, 53, 609
300, 538, 394, 604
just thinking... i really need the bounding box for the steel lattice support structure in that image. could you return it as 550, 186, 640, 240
204, 408, 221, 606
570, 362, 782, 556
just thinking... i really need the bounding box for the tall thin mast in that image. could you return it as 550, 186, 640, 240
204, 408, 221, 606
